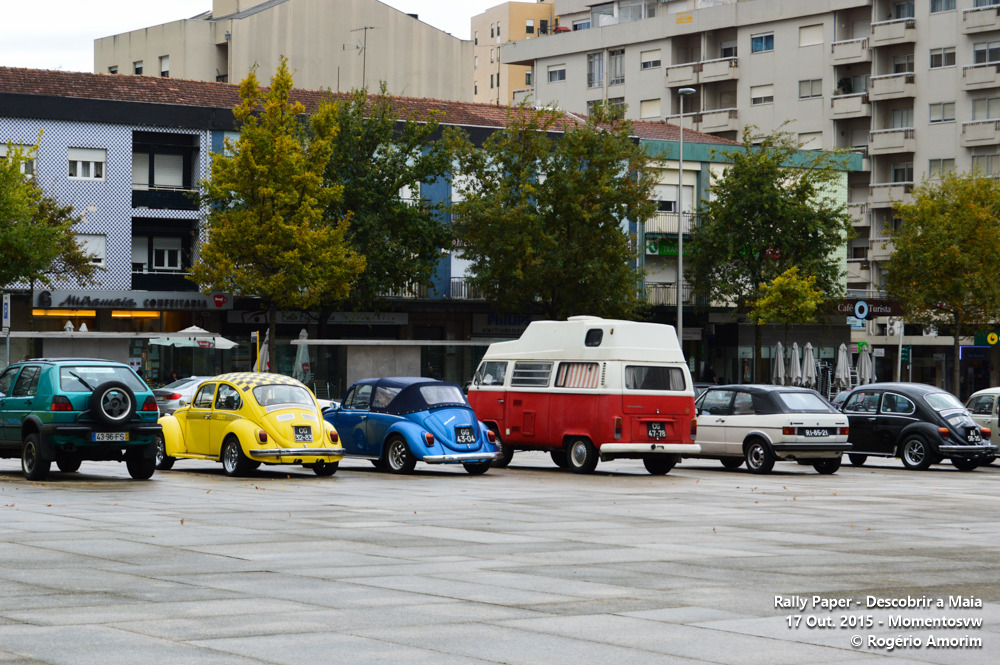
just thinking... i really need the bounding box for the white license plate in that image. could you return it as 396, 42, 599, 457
801, 429, 831, 437
294, 426, 312, 443
93, 432, 128, 442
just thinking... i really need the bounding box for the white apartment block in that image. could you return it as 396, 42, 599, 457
94, 0, 473, 101
504, 0, 1000, 305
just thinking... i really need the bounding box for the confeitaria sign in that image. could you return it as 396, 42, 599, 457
35, 290, 233, 311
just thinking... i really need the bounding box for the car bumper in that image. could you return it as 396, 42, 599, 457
42, 423, 162, 444
939, 444, 996, 459
422, 452, 501, 464
600, 443, 702, 455
772, 443, 852, 453
249, 448, 345, 458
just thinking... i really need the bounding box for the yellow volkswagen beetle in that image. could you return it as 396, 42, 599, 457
156, 373, 344, 476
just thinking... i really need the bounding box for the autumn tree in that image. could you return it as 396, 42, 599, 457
688, 127, 852, 379
885, 170, 1000, 396
318, 85, 453, 309
191, 60, 364, 370
749, 267, 825, 350
448, 102, 656, 320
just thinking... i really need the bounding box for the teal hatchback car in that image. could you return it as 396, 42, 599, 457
0, 358, 162, 480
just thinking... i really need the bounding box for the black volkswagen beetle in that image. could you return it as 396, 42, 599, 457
841, 382, 996, 471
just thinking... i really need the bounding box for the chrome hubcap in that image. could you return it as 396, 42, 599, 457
389, 442, 405, 469
905, 441, 925, 465
155, 438, 165, 465
748, 445, 763, 468
101, 389, 130, 419
570, 443, 586, 466
224, 443, 238, 471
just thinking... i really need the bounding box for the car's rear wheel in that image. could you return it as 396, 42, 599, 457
490, 427, 513, 468
550, 450, 568, 468
222, 437, 254, 477
463, 461, 491, 475
812, 457, 842, 475
311, 460, 339, 476
900, 436, 933, 470
848, 454, 867, 466
126, 449, 155, 480
951, 457, 979, 472
643, 454, 678, 475
384, 436, 416, 474
21, 434, 50, 481
744, 439, 775, 474
56, 454, 82, 473
567, 439, 599, 474
720, 457, 743, 470
154, 435, 175, 470
370, 458, 387, 470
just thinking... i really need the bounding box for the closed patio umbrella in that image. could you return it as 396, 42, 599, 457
772, 341, 786, 385
834, 343, 852, 389
253, 329, 270, 372
801, 343, 817, 389
292, 328, 311, 383
857, 346, 876, 385
789, 342, 802, 386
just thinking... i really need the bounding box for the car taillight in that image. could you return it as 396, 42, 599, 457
424, 432, 435, 446
329, 430, 339, 444
938, 427, 950, 439
690, 418, 697, 436
141, 396, 158, 412
614, 416, 622, 440
165, 392, 182, 400
982, 427, 991, 439
50, 395, 72, 411
257, 430, 268, 443
839, 427, 850, 435
782, 426, 796, 436
486, 428, 496, 443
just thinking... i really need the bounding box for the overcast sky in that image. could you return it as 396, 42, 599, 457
0, 0, 500, 72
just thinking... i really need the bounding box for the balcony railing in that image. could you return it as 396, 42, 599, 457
132, 186, 200, 211
869, 128, 915, 155
831, 92, 870, 118
643, 212, 698, 235
871, 18, 916, 46
962, 62, 1000, 89
831, 37, 870, 63
644, 282, 693, 307
449, 277, 483, 300
961, 119, 1000, 147
869, 72, 915, 100
380, 283, 430, 299
963, 5, 1000, 33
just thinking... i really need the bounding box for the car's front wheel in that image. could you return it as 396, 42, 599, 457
21, 434, 50, 481
384, 436, 416, 474
812, 457, 842, 475
154, 435, 175, 470
643, 454, 678, 475
951, 457, 979, 472
567, 439, 599, 474
744, 439, 775, 474
222, 437, 254, 477
900, 436, 933, 470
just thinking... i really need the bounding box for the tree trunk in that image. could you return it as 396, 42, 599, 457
268, 306, 278, 374
952, 317, 962, 399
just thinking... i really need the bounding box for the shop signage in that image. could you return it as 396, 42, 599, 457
835, 299, 903, 320
228, 311, 407, 325
34, 290, 233, 310
973, 331, 1000, 346
472, 313, 534, 337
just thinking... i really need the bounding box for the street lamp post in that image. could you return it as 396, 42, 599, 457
676, 87, 696, 347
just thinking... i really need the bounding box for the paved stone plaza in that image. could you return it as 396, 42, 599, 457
1, 454, 998, 664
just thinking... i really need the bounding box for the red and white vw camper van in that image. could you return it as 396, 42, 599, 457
467, 316, 700, 475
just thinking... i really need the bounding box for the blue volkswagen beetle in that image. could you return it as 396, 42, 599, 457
325, 377, 500, 474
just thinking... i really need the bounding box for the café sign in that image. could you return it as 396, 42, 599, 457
35, 290, 233, 311
836, 299, 903, 320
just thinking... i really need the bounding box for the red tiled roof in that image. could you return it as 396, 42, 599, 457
0, 66, 734, 145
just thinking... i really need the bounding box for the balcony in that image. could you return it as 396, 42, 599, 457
131, 270, 197, 291
697, 108, 739, 133
644, 282, 693, 307
831, 38, 871, 64
963, 6, 1000, 34
700, 57, 739, 83
449, 277, 483, 300
869, 128, 915, 155
831, 93, 870, 119
869, 182, 913, 208
846, 259, 871, 282
380, 283, 430, 299
643, 212, 698, 236
131, 186, 200, 211
962, 62, 1000, 90
869, 73, 915, 101
868, 238, 895, 262
870, 18, 915, 47
847, 202, 869, 227
961, 119, 1000, 147
665, 62, 699, 87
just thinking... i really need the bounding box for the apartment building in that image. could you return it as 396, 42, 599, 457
94, 0, 473, 101
503, 0, 1000, 392
472, 1, 555, 105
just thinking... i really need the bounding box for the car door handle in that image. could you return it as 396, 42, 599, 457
203, 414, 211, 419
866, 417, 876, 422
497, 399, 505, 404
360, 415, 367, 420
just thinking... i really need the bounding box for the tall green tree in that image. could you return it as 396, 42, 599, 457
1, 142, 100, 293
319, 85, 452, 309
191, 60, 364, 370
688, 127, 851, 379
448, 103, 655, 320
885, 170, 1000, 395
749, 267, 825, 351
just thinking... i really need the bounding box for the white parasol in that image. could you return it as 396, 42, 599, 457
788, 342, 802, 386
150, 325, 238, 350
292, 328, 312, 383
772, 341, 786, 385
834, 343, 852, 389
253, 329, 270, 372
856, 345, 876, 385
801, 343, 817, 389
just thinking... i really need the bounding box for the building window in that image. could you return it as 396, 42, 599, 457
929, 102, 955, 123
0, 144, 34, 177
474, 56, 478, 70
490, 24, 494, 39
891, 162, 914, 183
608, 48, 625, 85
892, 54, 914, 73
751, 33, 774, 53
152, 237, 182, 271
799, 132, 822, 150
133, 60, 143, 75
490, 74, 494, 89
893, 1, 915, 19
159, 55, 170, 77
608, 97, 625, 113
974, 40, 1000, 64
798, 79, 822, 99
928, 158, 955, 178
474, 82, 478, 95
639, 98, 661, 119
930, 0, 955, 11
474, 31, 478, 45
587, 52, 604, 88
973, 96, 1000, 120
721, 41, 738, 58
591, 3, 614, 28
497, 21, 501, 41
108, 65, 118, 74
525, 70, 532, 86
799, 24, 823, 47
973, 153, 1000, 175
548, 65, 566, 83
929, 47, 955, 68
76, 234, 107, 266
540, 20, 548, 35
891, 107, 914, 128
68, 148, 106, 181
573, 19, 590, 31
526, 19, 534, 35
750, 84, 774, 105
619, 0, 657, 23
490, 49, 494, 63
640, 49, 661, 70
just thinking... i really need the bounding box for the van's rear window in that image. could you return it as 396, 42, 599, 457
625, 366, 686, 391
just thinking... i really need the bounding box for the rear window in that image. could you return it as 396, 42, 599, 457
419, 384, 466, 406
775, 391, 834, 412
625, 365, 686, 391
59, 365, 147, 393
925, 392, 964, 412
252, 384, 314, 408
